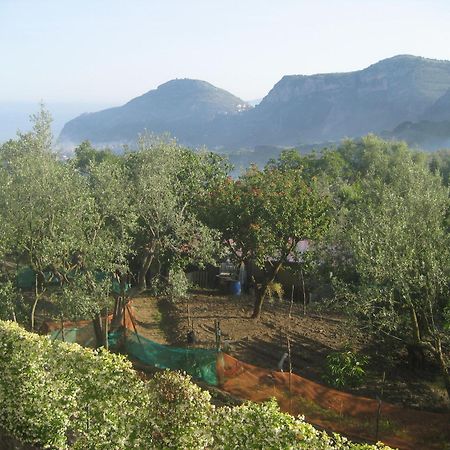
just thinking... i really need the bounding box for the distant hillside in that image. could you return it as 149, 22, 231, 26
422, 88, 450, 122
59, 79, 250, 146
227, 55, 450, 147
59, 56, 450, 151
385, 120, 450, 150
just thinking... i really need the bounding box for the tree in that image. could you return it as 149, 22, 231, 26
335, 153, 450, 399
126, 136, 227, 291
202, 166, 331, 318
0, 107, 127, 343
73, 140, 119, 173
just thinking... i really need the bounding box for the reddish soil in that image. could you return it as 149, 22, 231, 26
131, 289, 449, 413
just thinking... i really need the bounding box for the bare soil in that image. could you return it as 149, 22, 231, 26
131, 289, 449, 413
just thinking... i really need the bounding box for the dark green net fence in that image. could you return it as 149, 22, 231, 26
108, 330, 218, 386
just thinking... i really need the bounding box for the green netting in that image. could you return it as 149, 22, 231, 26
109, 330, 218, 386
16, 267, 62, 288
50, 324, 97, 348
16, 267, 35, 289
111, 281, 131, 294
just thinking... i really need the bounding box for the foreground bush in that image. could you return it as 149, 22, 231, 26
0, 321, 391, 449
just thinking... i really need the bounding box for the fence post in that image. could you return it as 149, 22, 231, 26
215, 320, 222, 352
375, 371, 386, 441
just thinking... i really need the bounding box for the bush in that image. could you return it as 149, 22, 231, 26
266, 281, 284, 303
0, 281, 27, 322
144, 371, 213, 449
323, 349, 368, 388
212, 399, 389, 450
0, 321, 148, 449
165, 269, 191, 302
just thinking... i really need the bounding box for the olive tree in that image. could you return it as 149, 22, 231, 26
126, 137, 227, 292
336, 155, 450, 399
0, 109, 126, 341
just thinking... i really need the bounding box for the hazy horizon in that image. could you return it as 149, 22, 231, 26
3, 0, 450, 142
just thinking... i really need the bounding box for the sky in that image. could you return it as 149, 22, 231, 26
2, 0, 450, 106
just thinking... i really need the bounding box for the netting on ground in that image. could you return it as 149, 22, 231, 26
42, 310, 117, 348
42, 305, 450, 450
42, 319, 101, 348
109, 329, 218, 385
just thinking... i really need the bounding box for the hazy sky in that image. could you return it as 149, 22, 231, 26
2, 0, 450, 105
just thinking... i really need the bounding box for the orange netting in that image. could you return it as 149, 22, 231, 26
217, 353, 450, 450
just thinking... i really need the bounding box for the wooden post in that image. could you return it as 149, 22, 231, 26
60, 316, 65, 342
287, 335, 293, 415
300, 269, 307, 316
186, 300, 191, 329
122, 297, 126, 347
104, 306, 109, 350
375, 371, 386, 441
126, 303, 145, 349
31, 274, 39, 331
287, 286, 294, 415
289, 285, 294, 318
215, 320, 222, 352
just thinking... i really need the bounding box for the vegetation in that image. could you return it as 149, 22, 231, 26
200, 165, 330, 318
268, 136, 450, 399
1, 108, 450, 447
0, 320, 391, 450
323, 350, 369, 389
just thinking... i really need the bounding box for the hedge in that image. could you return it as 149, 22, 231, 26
0, 321, 392, 449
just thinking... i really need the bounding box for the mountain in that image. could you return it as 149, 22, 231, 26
59, 56, 450, 150
226, 55, 450, 147
383, 86, 450, 150
385, 120, 450, 151
422, 88, 450, 122
59, 79, 250, 146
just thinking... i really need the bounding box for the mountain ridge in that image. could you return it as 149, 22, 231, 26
59, 55, 450, 151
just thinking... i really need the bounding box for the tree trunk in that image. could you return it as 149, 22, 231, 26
30, 272, 45, 331
409, 304, 421, 344
435, 336, 450, 401
251, 261, 284, 319
251, 285, 267, 319
137, 251, 154, 291
92, 313, 105, 348
300, 268, 307, 316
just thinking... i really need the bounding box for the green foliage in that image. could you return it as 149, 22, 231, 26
0, 321, 390, 450
266, 281, 284, 302
200, 164, 331, 316
165, 268, 191, 302
73, 140, 119, 173
212, 399, 389, 450
126, 135, 227, 290
0, 281, 25, 322
52, 274, 112, 321
0, 108, 128, 327
337, 148, 450, 340
145, 371, 213, 449
323, 350, 369, 389
0, 320, 148, 449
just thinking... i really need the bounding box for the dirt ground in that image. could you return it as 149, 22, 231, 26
131, 289, 449, 413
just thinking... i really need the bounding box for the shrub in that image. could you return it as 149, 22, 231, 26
211, 399, 390, 450
323, 349, 368, 388
144, 371, 213, 449
266, 281, 284, 303
0, 321, 148, 449
165, 269, 191, 302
